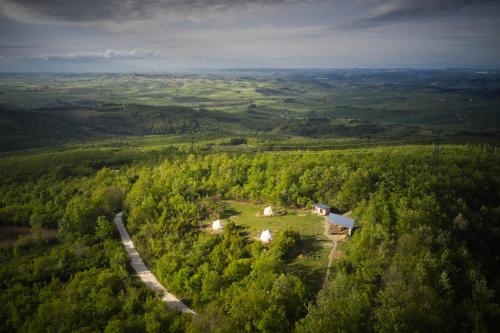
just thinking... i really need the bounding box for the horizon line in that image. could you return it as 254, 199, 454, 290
1, 67, 500, 74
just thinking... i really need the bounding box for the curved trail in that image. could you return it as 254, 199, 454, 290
113, 212, 195, 314
322, 219, 338, 290
321, 211, 351, 289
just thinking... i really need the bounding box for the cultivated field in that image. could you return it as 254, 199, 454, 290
1, 69, 499, 151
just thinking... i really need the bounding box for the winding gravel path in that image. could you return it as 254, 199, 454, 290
322, 219, 338, 290
113, 212, 195, 314
321, 212, 351, 289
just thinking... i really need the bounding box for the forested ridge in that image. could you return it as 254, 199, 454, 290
1, 144, 499, 332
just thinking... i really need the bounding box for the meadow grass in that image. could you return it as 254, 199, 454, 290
222, 200, 331, 291
223, 200, 325, 239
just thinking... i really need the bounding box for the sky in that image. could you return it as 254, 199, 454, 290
0, 0, 499, 71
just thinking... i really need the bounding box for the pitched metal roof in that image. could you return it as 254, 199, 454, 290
327, 213, 354, 229
313, 203, 330, 209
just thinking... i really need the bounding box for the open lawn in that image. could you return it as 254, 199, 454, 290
223, 200, 331, 292
223, 201, 325, 238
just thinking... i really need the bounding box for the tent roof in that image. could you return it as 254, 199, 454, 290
260, 229, 272, 241
327, 213, 354, 229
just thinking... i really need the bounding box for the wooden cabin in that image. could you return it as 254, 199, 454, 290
312, 203, 330, 216
327, 213, 354, 236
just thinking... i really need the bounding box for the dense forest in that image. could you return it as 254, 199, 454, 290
1, 144, 499, 332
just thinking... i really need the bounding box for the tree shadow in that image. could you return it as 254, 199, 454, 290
287, 235, 324, 259
285, 235, 327, 294
287, 262, 325, 295
221, 208, 241, 219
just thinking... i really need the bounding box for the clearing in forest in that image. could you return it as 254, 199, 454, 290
222, 201, 332, 291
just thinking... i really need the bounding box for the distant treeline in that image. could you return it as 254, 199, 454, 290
0, 104, 231, 151
0, 103, 402, 151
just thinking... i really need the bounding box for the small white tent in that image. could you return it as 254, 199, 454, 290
263, 206, 274, 216
212, 219, 224, 230
260, 229, 272, 243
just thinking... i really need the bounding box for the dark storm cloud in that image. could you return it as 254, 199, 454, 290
349, 0, 500, 28
3, 0, 498, 28
0, 0, 309, 23
1, 0, 500, 70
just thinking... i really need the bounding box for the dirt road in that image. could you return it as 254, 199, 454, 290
322, 219, 339, 290
113, 212, 195, 314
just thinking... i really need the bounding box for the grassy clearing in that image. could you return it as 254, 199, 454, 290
222, 200, 330, 291
287, 232, 332, 293
223, 201, 325, 239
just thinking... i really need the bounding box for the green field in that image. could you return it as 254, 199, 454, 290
224, 201, 325, 238
223, 201, 331, 290
1, 69, 499, 151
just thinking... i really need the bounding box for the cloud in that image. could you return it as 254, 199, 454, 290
2, 0, 500, 70
0, 0, 310, 25
99, 49, 161, 59
347, 0, 499, 28
5, 49, 161, 61
2, 0, 497, 30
